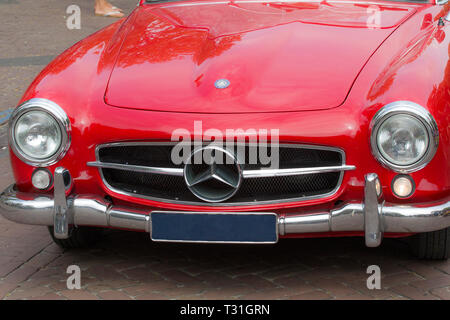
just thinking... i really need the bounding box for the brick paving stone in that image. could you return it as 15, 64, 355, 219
29, 267, 64, 280
274, 275, 317, 293
84, 282, 115, 293
200, 286, 254, 300
141, 280, 179, 292
5, 286, 53, 300
3, 265, 40, 284
432, 262, 450, 275
160, 286, 205, 299
84, 266, 127, 282
310, 279, 361, 298
29, 293, 65, 300
0, 260, 24, 278
326, 270, 367, 283
178, 294, 208, 300
401, 262, 448, 279
386, 295, 410, 300
335, 293, 373, 300
430, 286, 450, 300
381, 272, 424, 288
122, 284, 156, 297
376, 262, 410, 276
98, 290, 132, 300
346, 280, 403, 299
47, 255, 86, 268
295, 268, 342, 282
224, 263, 280, 277
101, 278, 140, 290
27, 251, 60, 268
241, 288, 299, 300
48, 280, 70, 292
199, 272, 242, 288
138, 261, 179, 273
183, 265, 214, 276
234, 275, 278, 290
16, 277, 55, 290
258, 265, 310, 280
161, 270, 202, 286
43, 243, 65, 254
122, 266, 163, 282
135, 293, 168, 300
288, 290, 332, 300
391, 284, 439, 300
409, 276, 450, 291
0, 281, 19, 299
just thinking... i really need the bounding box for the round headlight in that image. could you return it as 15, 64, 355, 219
15, 111, 62, 159
376, 114, 429, 166
9, 99, 71, 166
370, 101, 439, 173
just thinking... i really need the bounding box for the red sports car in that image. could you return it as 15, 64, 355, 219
1, 0, 449, 259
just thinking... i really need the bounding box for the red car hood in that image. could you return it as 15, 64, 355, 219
105, 1, 416, 113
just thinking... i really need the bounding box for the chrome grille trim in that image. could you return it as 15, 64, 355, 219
89, 142, 355, 206
242, 165, 355, 178
87, 162, 184, 176
87, 161, 355, 178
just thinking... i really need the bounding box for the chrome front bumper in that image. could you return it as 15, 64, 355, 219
0, 169, 449, 247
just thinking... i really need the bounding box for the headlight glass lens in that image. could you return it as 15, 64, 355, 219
14, 111, 62, 160
376, 114, 429, 166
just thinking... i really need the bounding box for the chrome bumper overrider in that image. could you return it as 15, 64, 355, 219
0, 169, 449, 247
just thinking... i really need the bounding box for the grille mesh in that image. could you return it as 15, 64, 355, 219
98, 144, 343, 205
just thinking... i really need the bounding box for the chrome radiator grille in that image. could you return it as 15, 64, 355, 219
88, 142, 354, 206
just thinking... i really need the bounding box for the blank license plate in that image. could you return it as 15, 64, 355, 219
151, 212, 278, 244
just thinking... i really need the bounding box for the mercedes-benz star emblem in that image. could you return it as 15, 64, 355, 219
214, 79, 230, 89
184, 146, 242, 203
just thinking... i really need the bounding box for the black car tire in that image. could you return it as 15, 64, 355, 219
48, 226, 103, 249
410, 227, 449, 260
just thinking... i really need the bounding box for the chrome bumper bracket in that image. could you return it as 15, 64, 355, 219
53, 167, 71, 239
364, 173, 383, 247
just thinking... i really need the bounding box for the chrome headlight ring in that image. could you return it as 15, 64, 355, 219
370, 101, 439, 173
9, 98, 71, 167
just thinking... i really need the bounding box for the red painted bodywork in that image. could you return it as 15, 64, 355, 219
10, 0, 450, 238
106, 2, 416, 113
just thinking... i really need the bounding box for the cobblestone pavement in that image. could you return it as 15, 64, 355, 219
0, 0, 449, 300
